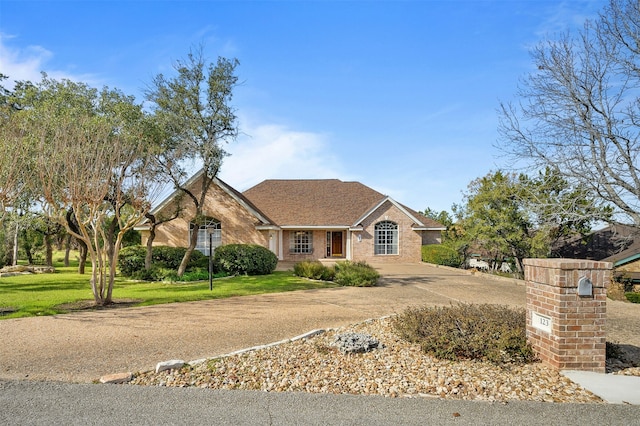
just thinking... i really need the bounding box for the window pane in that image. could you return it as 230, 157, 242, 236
374, 221, 398, 255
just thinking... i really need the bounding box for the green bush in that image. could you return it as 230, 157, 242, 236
118, 245, 207, 278
152, 246, 205, 270
334, 261, 380, 287
392, 303, 536, 364
421, 244, 463, 267
293, 260, 335, 281
213, 244, 278, 275
625, 292, 640, 303
118, 245, 146, 276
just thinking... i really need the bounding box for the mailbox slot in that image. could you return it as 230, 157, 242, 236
578, 277, 593, 297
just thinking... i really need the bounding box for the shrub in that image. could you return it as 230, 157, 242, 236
152, 246, 205, 270
293, 260, 335, 281
118, 245, 207, 278
625, 292, 640, 303
421, 244, 463, 267
333, 261, 380, 287
213, 244, 278, 275
392, 303, 536, 364
118, 245, 146, 276
130, 266, 175, 282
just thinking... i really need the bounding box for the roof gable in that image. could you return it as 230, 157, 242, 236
143, 169, 272, 226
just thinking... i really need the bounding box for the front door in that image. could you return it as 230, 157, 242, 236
331, 232, 343, 257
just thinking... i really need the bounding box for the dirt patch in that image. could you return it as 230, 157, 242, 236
54, 299, 143, 312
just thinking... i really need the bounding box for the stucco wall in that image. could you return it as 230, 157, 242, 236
351, 201, 422, 263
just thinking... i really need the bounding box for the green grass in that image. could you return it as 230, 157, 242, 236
0, 264, 337, 320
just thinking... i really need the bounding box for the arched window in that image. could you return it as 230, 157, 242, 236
374, 221, 398, 255
190, 218, 221, 255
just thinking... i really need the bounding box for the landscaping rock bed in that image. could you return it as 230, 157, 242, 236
0, 265, 55, 277
129, 317, 609, 403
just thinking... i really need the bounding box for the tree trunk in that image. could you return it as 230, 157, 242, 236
64, 234, 71, 267
177, 225, 199, 276
78, 242, 87, 274
12, 223, 18, 266
143, 213, 157, 271
45, 234, 53, 266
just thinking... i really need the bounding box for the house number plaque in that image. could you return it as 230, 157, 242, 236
532, 312, 552, 334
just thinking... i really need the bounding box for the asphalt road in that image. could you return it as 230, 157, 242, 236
1, 380, 639, 426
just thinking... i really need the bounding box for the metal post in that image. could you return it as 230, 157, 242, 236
209, 231, 213, 291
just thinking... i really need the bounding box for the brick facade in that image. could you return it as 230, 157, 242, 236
140, 177, 269, 250
139, 174, 443, 264
351, 200, 423, 263
524, 258, 612, 373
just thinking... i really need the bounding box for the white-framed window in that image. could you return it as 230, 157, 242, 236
190, 218, 221, 255
290, 231, 313, 254
374, 221, 398, 255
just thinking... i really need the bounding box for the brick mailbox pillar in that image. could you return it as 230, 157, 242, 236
523, 258, 612, 373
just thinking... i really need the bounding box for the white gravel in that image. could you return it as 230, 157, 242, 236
129, 317, 617, 403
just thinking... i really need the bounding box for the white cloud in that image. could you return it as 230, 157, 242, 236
0, 34, 97, 88
219, 122, 349, 191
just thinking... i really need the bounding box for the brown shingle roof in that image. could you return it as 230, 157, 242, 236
243, 179, 383, 226
242, 179, 442, 228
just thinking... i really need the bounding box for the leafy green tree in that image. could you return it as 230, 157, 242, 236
454, 170, 603, 275
146, 47, 240, 276
498, 0, 640, 227
455, 171, 532, 274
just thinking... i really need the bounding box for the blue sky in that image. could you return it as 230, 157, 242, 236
0, 0, 605, 213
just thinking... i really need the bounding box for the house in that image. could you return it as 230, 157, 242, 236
136, 170, 445, 264
553, 224, 640, 283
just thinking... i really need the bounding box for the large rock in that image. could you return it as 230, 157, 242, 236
334, 332, 380, 354
99, 372, 132, 384
155, 359, 185, 373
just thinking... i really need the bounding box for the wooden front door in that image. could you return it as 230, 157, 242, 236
331, 232, 343, 256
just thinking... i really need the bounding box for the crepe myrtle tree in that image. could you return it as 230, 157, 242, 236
146, 46, 239, 276
498, 0, 640, 228
0, 74, 30, 221
15, 75, 161, 305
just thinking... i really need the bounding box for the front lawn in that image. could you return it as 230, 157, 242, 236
0, 266, 337, 319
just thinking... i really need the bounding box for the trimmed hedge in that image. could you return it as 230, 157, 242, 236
213, 244, 278, 276
421, 244, 463, 267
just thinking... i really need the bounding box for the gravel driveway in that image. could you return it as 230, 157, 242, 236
0, 263, 638, 383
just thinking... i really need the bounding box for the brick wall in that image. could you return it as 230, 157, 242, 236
352, 201, 422, 263
524, 258, 612, 373
142, 177, 268, 250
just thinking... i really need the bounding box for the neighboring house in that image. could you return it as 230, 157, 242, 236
553, 224, 640, 282
135, 170, 445, 264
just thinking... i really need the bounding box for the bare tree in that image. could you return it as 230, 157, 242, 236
498, 0, 640, 227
